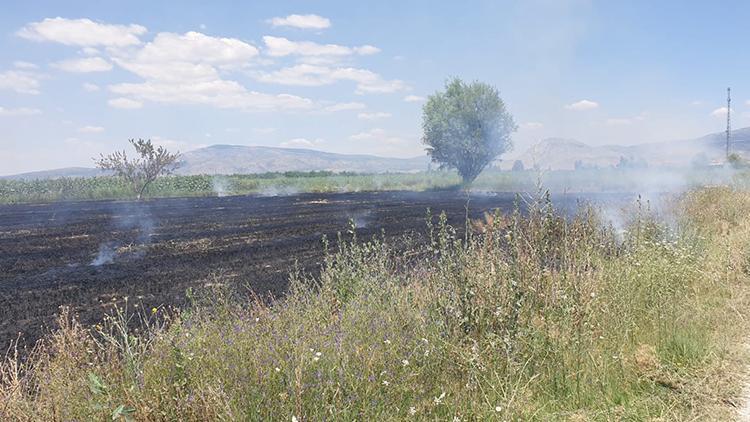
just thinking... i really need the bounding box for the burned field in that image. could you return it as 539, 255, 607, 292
0, 190, 626, 352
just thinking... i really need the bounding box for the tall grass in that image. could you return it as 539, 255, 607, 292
1, 187, 749, 420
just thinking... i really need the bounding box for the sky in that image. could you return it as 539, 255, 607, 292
1, 0, 750, 175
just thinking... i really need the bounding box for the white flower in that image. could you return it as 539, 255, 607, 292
292, 417, 298, 422
315, 351, 322, 357
275, 367, 281, 372
495, 405, 502, 412
409, 407, 416, 415
434, 391, 446, 405
402, 359, 409, 367
384, 339, 391, 345
382, 380, 390, 386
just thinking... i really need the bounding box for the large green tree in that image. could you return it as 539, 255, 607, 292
422, 78, 516, 184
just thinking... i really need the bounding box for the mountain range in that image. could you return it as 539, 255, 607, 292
4, 127, 749, 179
503, 127, 750, 170
2, 145, 429, 180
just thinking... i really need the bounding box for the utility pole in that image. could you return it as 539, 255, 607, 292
726, 87, 732, 159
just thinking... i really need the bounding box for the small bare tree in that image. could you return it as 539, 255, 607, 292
95, 139, 181, 200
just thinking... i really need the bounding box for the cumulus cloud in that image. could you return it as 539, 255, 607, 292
53, 57, 113, 72
255, 64, 407, 94
564, 99, 599, 111
0, 106, 41, 116
78, 125, 104, 133
13, 61, 38, 69
349, 128, 405, 145
358, 112, 391, 120
0, 70, 41, 95
103, 31, 316, 112
403, 95, 425, 103
280, 137, 325, 148
17, 17, 146, 47
108, 97, 143, 109
323, 102, 366, 112
711, 107, 732, 117
262, 36, 380, 57
83, 82, 100, 92
268, 14, 331, 30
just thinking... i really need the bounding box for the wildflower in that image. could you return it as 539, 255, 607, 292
275, 367, 281, 372
409, 407, 417, 415
452, 417, 461, 422
382, 380, 390, 386
151, 307, 157, 314
434, 391, 446, 405
495, 405, 502, 412
402, 359, 409, 367
315, 351, 322, 357
384, 339, 391, 345
292, 417, 298, 422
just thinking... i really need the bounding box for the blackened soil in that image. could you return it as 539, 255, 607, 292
0, 190, 629, 352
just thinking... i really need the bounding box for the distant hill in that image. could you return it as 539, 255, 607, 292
0, 167, 108, 180
506, 127, 750, 170
175, 145, 429, 175
2, 145, 429, 180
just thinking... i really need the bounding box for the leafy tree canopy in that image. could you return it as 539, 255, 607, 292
422, 78, 516, 184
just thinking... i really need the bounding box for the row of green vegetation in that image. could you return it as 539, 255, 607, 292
0, 167, 740, 204
2, 187, 749, 419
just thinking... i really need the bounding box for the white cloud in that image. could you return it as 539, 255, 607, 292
81, 47, 100, 56
109, 79, 313, 111
564, 99, 599, 111
268, 14, 331, 30
53, 57, 113, 72
0, 70, 41, 95
102, 31, 315, 112
262, 36, 380, 57
126, 31, 258, 67
711, 107, 732, 117
108, 97, 143, 109
358, 112, 391, 120
150, 136, 206, 152
13, 61, 38, 69
520, 121, 543, 129
349, 128, 405, 145
0, 106, 41, 116
280, 137, 325, 148
255, 64, 407, 94
17, 17, 147, 47
83, 82, 100, 92
323, 102, 366, 112
78, 125, 104, 133
403, 95, 425, 103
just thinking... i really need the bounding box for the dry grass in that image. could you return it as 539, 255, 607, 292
2, 187, 750, 420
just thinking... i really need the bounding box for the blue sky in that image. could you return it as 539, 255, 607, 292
1, 0, 749, 175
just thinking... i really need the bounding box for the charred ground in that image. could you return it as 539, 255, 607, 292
0, 190, 628, 353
